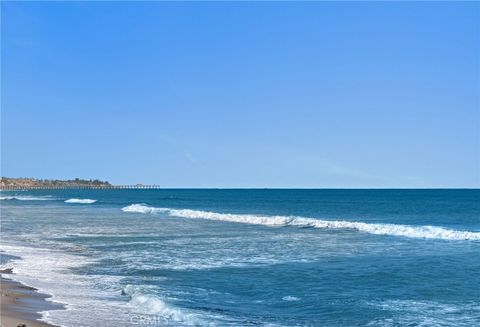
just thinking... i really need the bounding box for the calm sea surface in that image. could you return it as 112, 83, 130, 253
1, 189, 479, 326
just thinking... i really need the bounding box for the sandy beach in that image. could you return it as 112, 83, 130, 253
0, 274, 61, 327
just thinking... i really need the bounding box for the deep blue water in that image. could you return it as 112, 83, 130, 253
1, 189, 479, 326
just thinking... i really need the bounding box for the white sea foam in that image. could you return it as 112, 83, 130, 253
282, 296, 301, 302
0, 243, 131, 327
122, 204, 159, 214
64, 198, 97, 204
0, 195, 55, 201
367, 300, 480, 326
123, 285, 204, 325
121, 204, 480, 241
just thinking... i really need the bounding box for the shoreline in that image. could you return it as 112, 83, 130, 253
0, 274, 62, 327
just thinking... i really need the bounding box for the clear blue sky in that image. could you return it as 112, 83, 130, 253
1, 2, 479, 188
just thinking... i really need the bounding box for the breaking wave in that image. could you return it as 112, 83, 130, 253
122, 203, 158, 214
0, 195, 55, 201
123, 285, 201, 325
64, 198, 97, 204
121, 204, 480, 241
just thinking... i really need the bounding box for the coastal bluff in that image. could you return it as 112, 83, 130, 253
0, 177, 160, 190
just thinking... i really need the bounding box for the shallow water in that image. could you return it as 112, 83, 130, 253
1, 189, 479, 326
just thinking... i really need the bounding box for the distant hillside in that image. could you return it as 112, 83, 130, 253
1, 177, 111, 189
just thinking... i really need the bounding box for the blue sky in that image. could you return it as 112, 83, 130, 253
1, 2, 479, 188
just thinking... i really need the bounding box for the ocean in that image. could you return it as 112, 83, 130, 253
1, 189, 479, 326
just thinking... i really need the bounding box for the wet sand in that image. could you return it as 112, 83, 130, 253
1, 275, 62, 327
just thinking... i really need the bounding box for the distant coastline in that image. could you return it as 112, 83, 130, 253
0, 177, 160, 190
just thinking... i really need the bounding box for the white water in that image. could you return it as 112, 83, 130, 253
64, 198, 97, 204
121, 204, 480, 241
0, 195, 55, 201
122, 285, 203, 325
121, 203, 158, 214
0, 243, 124, 326
367, 300, 480, 326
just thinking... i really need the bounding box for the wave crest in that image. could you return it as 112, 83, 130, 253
64, 198, 97, 204
0, 195, 55, 201
121, 204, 480, 241
121, 204, 162, 214
123, 285, 200, 324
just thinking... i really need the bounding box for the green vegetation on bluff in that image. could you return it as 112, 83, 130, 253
0, 177, 111, 188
